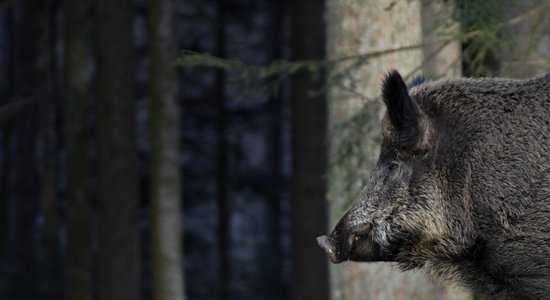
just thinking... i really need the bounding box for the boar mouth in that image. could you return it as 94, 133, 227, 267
316, 222, 376, 264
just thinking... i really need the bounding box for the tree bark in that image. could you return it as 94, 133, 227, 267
64, 0, 93, 299
148, 0, 186, 299
0, 4, 13, 300
95, 0, 141, 299
326, 0, 467, 299
421, 0, 462, 79
36, 0, 62, 298
4, 1, 40, 298
262, 0, 286, 297
495, 0, 550, 77
290, 1, 329, 300
215, 0, 230, 298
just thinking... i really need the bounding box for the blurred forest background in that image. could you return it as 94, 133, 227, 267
0, 0, 548, 300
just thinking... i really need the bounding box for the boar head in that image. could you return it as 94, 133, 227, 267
317, 70, 448, 267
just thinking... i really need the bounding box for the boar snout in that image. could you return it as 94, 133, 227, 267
317, 222, 374, 264
316, 235, 343, 263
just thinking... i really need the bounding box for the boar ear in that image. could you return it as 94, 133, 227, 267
382, 70, 434, 152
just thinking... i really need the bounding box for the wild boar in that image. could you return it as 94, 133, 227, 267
317, 70, 550, 299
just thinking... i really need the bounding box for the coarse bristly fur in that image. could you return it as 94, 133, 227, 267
317, 70, 550, 300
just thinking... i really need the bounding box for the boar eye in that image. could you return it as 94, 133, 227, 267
389, 162, 399, 171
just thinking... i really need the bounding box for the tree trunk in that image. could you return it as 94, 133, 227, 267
0, 4, 14, 300
495, 0, 550, 77
0, 4, 13, 300
64, 0, 93, 299
326, 0, 467, 299
148, 0, 186, 299
95, 0, 141, 299
215, 0, 230, 298
290, 1, 329, 300
262, 0, 286, 297
36, 0, 61, 298
421, 0, 462, 79
4, 1, 40, 298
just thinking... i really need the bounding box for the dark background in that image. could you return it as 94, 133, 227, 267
0, 0, 328, 299
1, 0, 548, 299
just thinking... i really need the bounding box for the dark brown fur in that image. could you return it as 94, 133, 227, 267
318, 71, 550, 299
